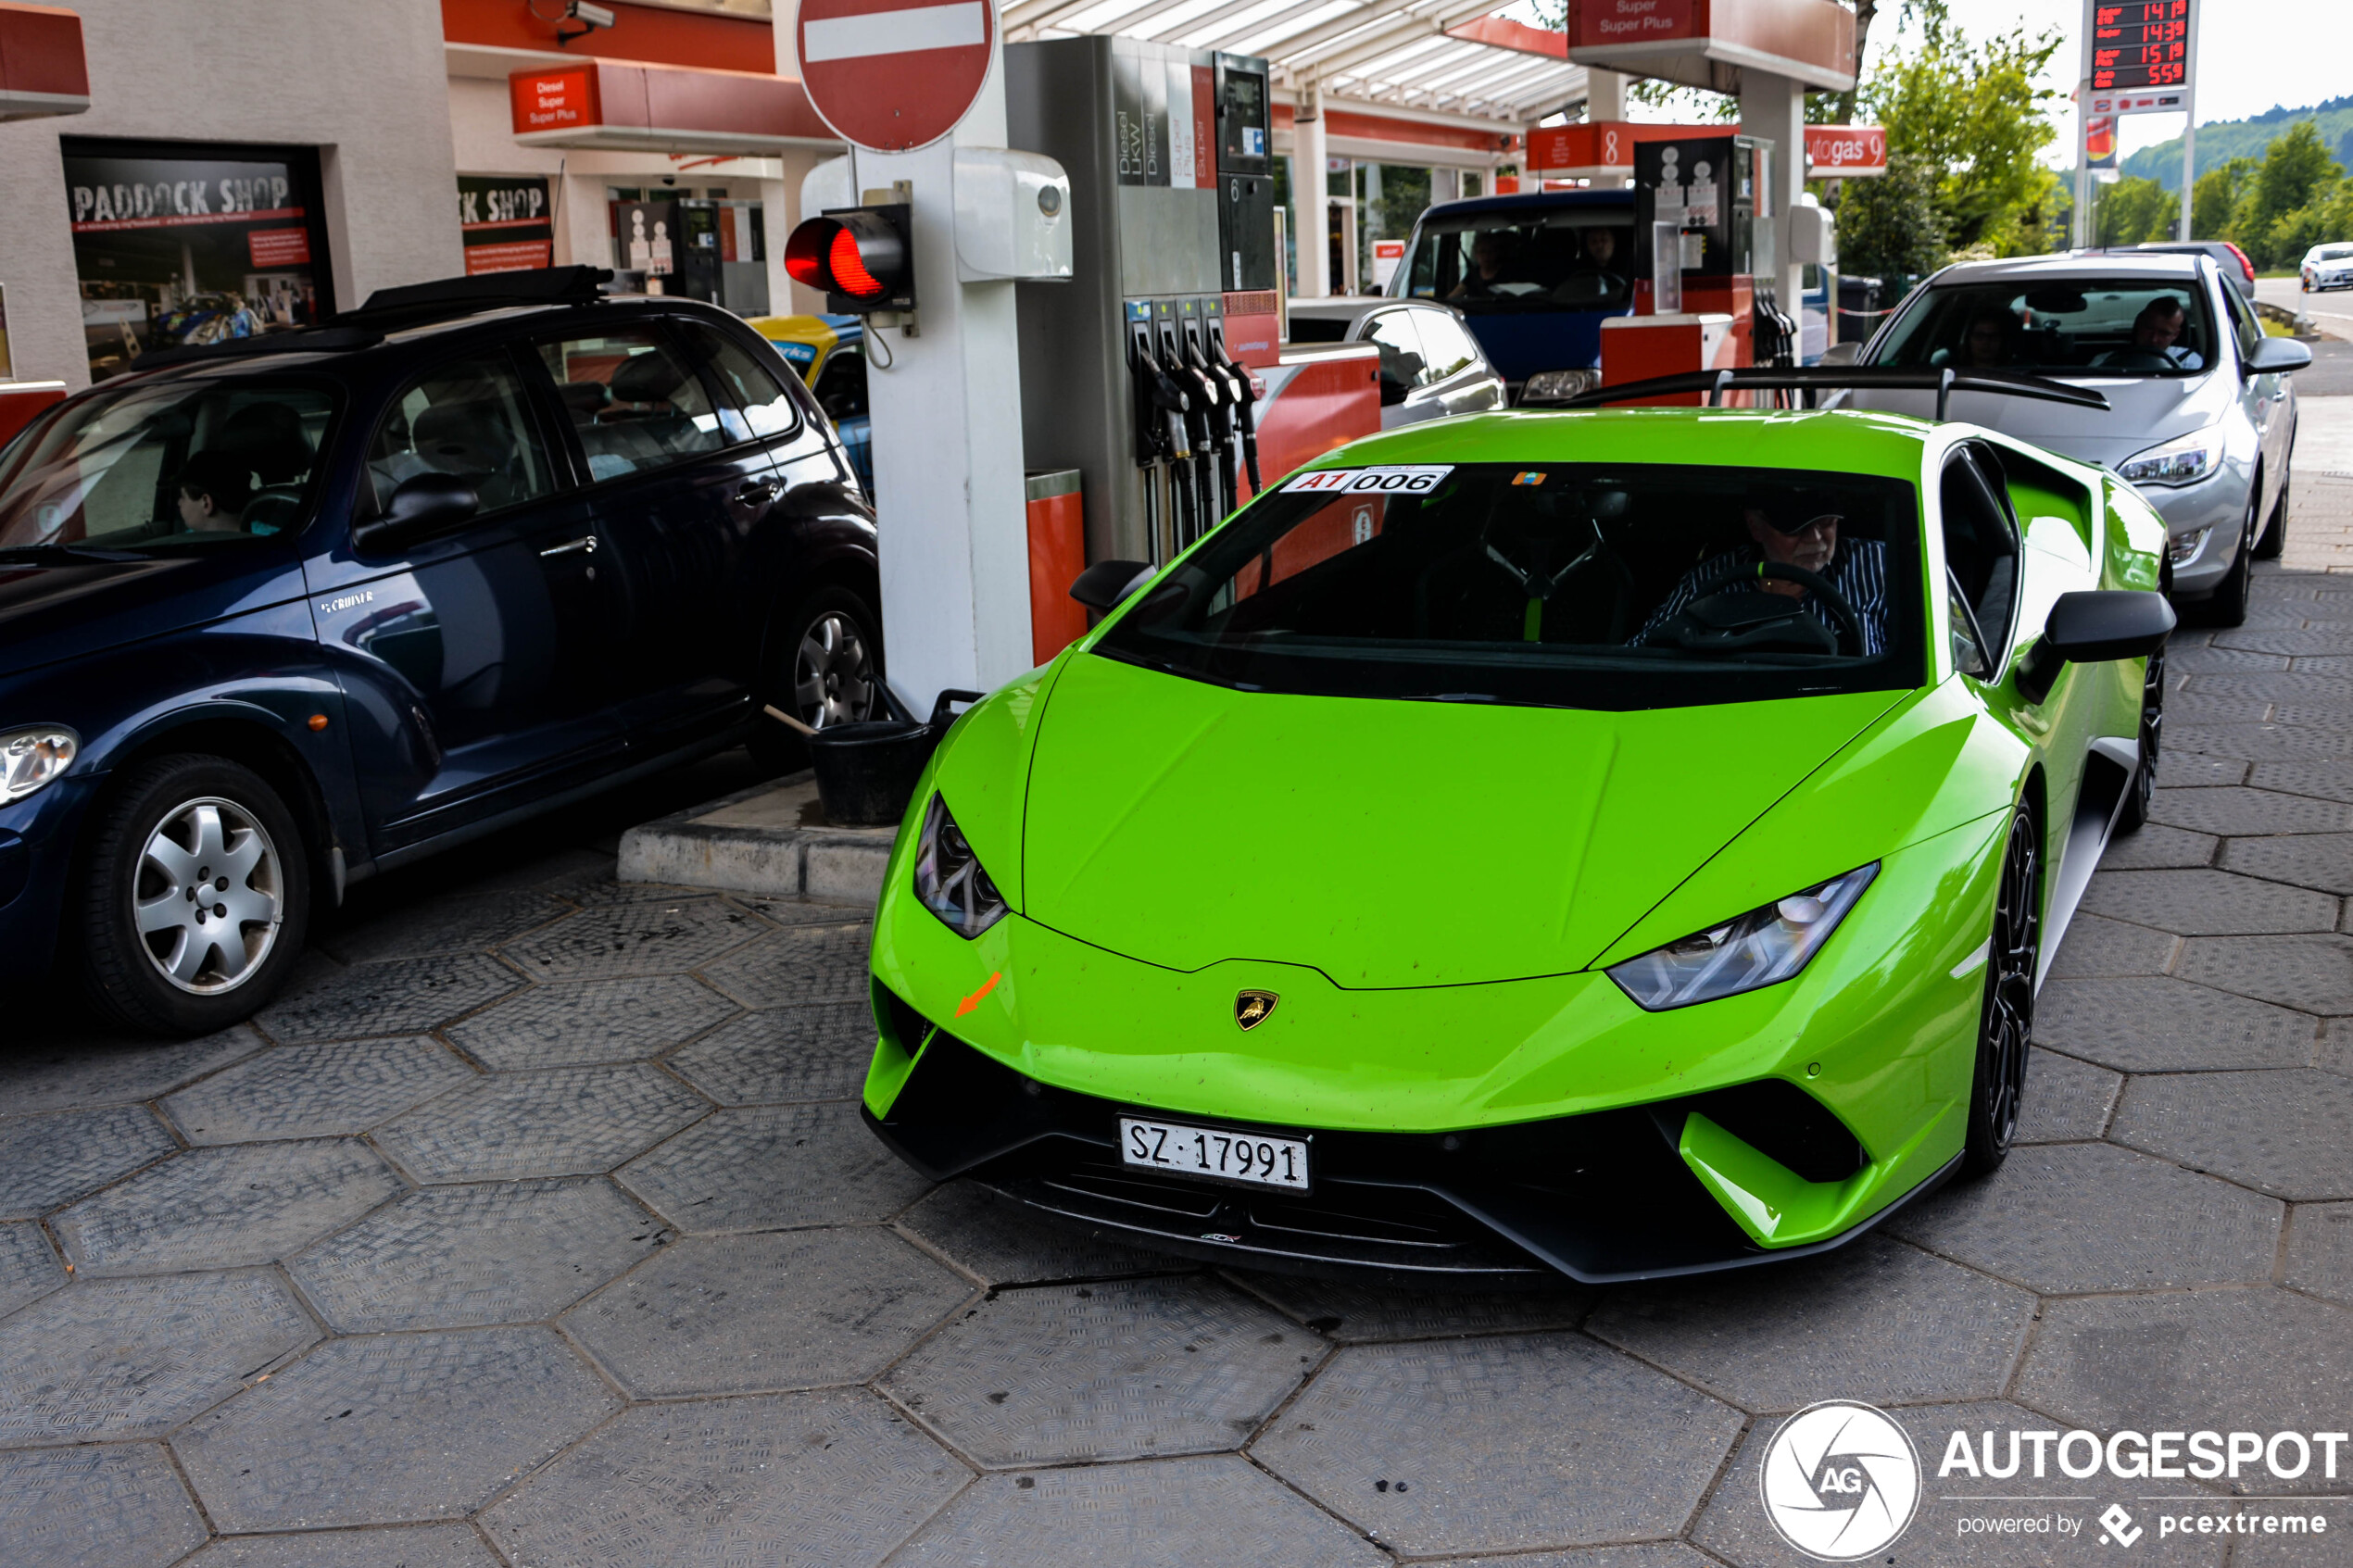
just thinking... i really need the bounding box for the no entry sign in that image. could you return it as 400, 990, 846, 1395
797, 0, 995, 153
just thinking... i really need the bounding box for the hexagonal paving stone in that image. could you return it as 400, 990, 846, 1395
889, 1454, 1387, 1568
0, 1104, 178, 1219
1436, 1550, 1718, 1568
562, 1228, 967, 1397
2219, 627, 2353, 656
663, 1003, 876, 1104
1232, 1272, 1588, 1345
2045, 912, 2178, 980
2102, 822, 2220, 871
2079, 868, 2340, 935
2249, 761, 2353, 804
2224, 833, 2353, 897
53, 1139, 401, 1277
2172, 645, 2291, 677
618, 1101, 929, 1232
288, 1178, 663, 1332
698, 922, 874, 1008
2015, 1047, 2120, 1142
372, 1064, 708, 1184
898, 1182, 1193, 1286
2154, 752, 2252, 787
2035, 977, 2319, 1072
161, 1038, 474, 1145
0, 1445, 207, 1568
171, 1326, 622, 1531
2164, 721, 2353, 762
324, 888, 573, 965
1692, 1400, 2230, 1567
1587, 1235, 2032, 1411
2017, 1289, 2353, 1452
0, 1221, 64, 1319
2324, 1019, 2353, 1078
2169, 689, 2276, 727
181, 1524, 501, 1565
1253, 1332, 1743, 1557
2146, 787, 2353, 837
498, 898, 771, 980
2286, 1203, 2353, 1308
2111, 1069, 2353, 1200
0, 1025, 264, 1114
258, 955, 524, 1042
443, 975, 738, 1070
1888, 1142, 2282, 1293
884, 1274, 1312, 1467
484, 1391, 965, 1568
0, 1270, 317, 1445
2175, 932, 2353, 1014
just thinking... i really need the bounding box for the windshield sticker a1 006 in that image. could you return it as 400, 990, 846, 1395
1096, 462, 1924, 711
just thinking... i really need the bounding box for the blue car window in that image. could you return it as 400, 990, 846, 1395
0, 380, 334, 551
534, 330, 726, 482
366, 353, 554, 517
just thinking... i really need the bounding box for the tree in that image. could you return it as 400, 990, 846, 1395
1834, 151, 1948, 282
2233, 121, 2345, 267
1833, 0, 1947, 125
1864, 24, 2064, 257
2191, 157, 2254, 241
2096, 176, 2175, 246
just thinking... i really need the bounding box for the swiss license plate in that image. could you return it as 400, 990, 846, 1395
1118, 1117, 1310, 1190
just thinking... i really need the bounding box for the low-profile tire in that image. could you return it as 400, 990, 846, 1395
2253, 464, 2289, 560
2114, 639, 2165, 834
78, 754, 310, 1036
2196, 486, 2260, 628
1963, 807, 2041, 1178
747, 583, 886, 773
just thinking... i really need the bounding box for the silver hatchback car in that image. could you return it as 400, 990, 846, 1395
1837, 253, 2309, 624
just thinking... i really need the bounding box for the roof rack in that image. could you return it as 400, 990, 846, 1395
1562, 366, 2111, 421
128, 325, 385, 371
334, 265, 614, 330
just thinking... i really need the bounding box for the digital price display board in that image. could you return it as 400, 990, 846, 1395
2091, 1, 2193, 93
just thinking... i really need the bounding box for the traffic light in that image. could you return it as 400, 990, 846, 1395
784, 205, 916, 314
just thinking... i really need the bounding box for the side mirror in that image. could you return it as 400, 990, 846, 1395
2016, 589, 2175, 702
1818, 342, 1861, 367
2246, 336, 2312, 376
1378, 373, 1411, 407
1069, 558, 1154, 612
352, 471, 478, 555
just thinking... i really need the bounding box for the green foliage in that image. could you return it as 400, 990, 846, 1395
2230, 120, 2346, 268
2192, 158, 2254, 242
2121, 94, 2353, 192
1861, 23, 2064, 258
2095, 176, 2177, 247
1832, 151, 1948, 282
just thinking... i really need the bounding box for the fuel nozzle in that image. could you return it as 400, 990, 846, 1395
1206, 324, 1264, 495
1128, 329, 1193, 462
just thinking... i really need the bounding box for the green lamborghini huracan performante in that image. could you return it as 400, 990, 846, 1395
862, 385, 2174, 1285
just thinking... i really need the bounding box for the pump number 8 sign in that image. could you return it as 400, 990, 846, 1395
797, 0, 997, 153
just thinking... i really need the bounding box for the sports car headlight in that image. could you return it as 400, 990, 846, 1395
0, 727, 77, 804
2118, 425, 2223, 488
1520, 368, 1602, 404
1607, 864, 1879, 1010
912, 794, 1006, 938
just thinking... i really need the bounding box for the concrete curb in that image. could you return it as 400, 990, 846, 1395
616, 771, 898, 908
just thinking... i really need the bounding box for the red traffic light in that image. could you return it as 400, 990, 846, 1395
784, 206, 914, 314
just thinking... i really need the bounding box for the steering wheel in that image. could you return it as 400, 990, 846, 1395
2098, 348, 2172, 371
1687, 559, 1866, 655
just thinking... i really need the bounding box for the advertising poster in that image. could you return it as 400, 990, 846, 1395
459, 175, 554, 275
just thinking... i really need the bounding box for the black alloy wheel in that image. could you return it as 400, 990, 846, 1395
2115, 639, 2166, 833
749, 583, 885, 773
2199, 487, 2260, 628
1964, 807, 2041, 1177
2253, 464, 2290, 561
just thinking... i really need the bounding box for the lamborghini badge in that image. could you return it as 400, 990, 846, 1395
1234, 990, 1279, 1030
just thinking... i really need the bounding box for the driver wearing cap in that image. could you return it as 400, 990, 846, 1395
1629, 495, 1891, 655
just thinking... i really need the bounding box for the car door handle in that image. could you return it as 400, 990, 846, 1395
539, 534, 598, 558
735, 479, 783, 505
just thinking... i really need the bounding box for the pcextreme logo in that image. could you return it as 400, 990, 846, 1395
1760, 1400, 1923, 1561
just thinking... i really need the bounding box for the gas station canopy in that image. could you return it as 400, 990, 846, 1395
1567, 0, 1856, 94
1005, 0, 1589, 128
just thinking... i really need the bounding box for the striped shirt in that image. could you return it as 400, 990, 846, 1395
1629, 538, 1892, 657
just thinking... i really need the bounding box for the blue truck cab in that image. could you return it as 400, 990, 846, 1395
1382, 188, 1636, 407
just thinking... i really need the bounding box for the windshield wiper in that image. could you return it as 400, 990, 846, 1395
0, 541, 146, 563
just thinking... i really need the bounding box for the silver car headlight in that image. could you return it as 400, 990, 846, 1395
0, 727, 77, 804
2118, 425, 2223, 488
1607, 864, 1879, 1010
1520, 369, 1602, 404
912, 794, 1007, 938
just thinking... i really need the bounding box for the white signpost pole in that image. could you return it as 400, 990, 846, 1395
2178, 0, 2199, 240
2074, 0, 2095, 250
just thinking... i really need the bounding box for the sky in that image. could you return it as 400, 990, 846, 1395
1891, 0, 2353, 160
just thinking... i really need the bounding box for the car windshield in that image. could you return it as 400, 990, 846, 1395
1868, 278, 2216, 377
2315, 246, 2353, 262
1397, 211, 1635, 313
1094, 461, 1923, 711
0, 376, 334, 552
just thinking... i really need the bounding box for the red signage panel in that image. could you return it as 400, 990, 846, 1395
511, 68, 596, 133
1805, 123, 1885, 177
1577, 0, 1698, 46
2091, 0, 2192, 93
246, 227, 311, 269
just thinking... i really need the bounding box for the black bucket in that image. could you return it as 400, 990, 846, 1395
806, 688, 985, 828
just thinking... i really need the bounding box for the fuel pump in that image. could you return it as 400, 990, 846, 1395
1126, 301, 1193, 558
1204, 311, 1263, 496
1186, 305, 1244, 517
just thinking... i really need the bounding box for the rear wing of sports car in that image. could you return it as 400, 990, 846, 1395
1562, 366, 2111, 421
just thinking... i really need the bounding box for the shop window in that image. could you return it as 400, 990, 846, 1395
536, 329, 726, 480
62, 138, 332, 383
367, 354, 553, 518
